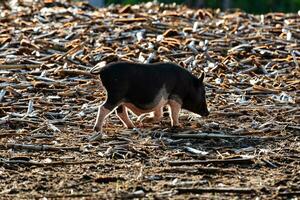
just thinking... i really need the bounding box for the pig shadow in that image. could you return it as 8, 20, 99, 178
149, 127, 272, 155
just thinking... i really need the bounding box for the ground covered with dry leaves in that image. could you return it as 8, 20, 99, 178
0, 1, 299, 199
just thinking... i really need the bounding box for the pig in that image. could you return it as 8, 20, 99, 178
91, 61, 209, 132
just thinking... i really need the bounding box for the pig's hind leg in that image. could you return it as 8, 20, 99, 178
93, 104, 111, 132
116, 105, 135, 129
94, 86, 127, 132
168, 100, 181, 127
153, 106, 164, 122
93, 101, 118, 132
141, 106, 163, 123
138, 101, 164, 124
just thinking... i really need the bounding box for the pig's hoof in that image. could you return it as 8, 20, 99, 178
141, 116, 161, 124
137, 113, 151, 122
171, 124, 183, 129
125, 124, 135, 129
93, 125, 101, 132
141, 117, 154, 123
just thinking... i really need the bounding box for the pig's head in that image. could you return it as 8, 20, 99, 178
183, 73, 209, 117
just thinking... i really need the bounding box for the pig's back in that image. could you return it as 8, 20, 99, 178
100, 62, 193, 109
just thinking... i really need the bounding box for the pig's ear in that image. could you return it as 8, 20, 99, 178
198, 72, 205, 83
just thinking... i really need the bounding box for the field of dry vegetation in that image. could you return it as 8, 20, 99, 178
0, 0, 299, 199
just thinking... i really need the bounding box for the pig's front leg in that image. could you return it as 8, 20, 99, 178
141, 106, 163, 123
116, 105, 135, 129
93, 103, 113, 132
168, 100, 181, 127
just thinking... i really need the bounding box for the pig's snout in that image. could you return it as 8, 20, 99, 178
200, 108, 209, 117
201, 110, 209, 117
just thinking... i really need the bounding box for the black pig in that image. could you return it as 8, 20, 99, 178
91, 62, 209, 132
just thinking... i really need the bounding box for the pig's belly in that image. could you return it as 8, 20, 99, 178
124, 84, 170, 112
123, 98, 168, 116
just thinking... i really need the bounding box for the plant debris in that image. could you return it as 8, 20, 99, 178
0, 0, 299, 199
